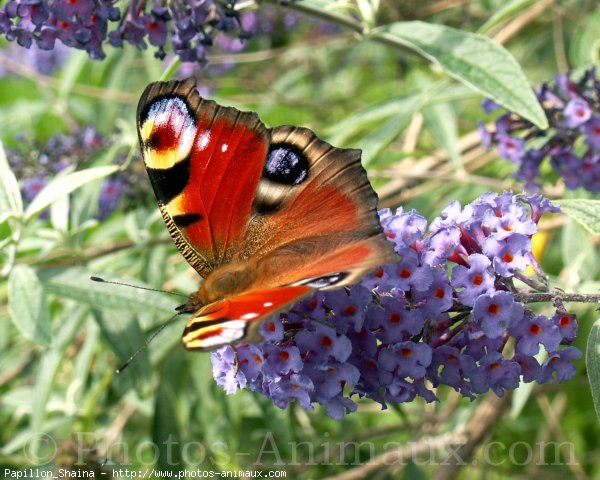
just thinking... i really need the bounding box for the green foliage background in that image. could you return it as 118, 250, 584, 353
1, 1, 600, 478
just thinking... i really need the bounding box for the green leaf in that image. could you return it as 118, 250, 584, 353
372, 21, 548, 129
0, 101, 48, 133
556, 199, 600, 235
8, 265, 52, 346
586, 319, 600, 422
144, 244, 170, 288
561, 218, 599, 281
512, 349, 546, 418
362, 112, 413, 166
510, 380, 535, 418
92, 310, 153, 394
478, 0, 537, 34
356, 0, 379, 29
0, 139, 23, 217
38, 266, 180, 314
71, 319, 99, 406
153, 351, 187, 471
31, 305, 87, 437
50, 194, 69, 232
327, 93, 422, 146
57, 50, 89, 101
422, 102, 461, 168
569, 6, 600, 67
24, 165, 119, 221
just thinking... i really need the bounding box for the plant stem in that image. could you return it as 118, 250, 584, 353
516, 291, 600, 305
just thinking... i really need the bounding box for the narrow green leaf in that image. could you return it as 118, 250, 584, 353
50, 194, 69, 232
92, 310, 153, 394
38, 266, 180, 314
1, 416, 69, 456
561, 219, 599, 281
0, 101, 48, 131
68, 144, 126, 228
510, 381, 535, 418
372, 21, 548, 129
478, 0, 536, 34
57, 50, 89, 100
422, 102, 461, 168
556, 199, 600, 235
328, 94, 422, 146
145, 244, 170, 288
97, 48, 136, 133
586, 319, 600, 422
24, 165, 119, 221
569, 6, 600, 66
356, 0, 379, 28
8, 265, 52, 346
362, 112, 413, 166
0, 139, 23, 216
72, 319, 99, 406
31, 306, 87, 437
153, 351, 187, 471
0, 210, 18, 224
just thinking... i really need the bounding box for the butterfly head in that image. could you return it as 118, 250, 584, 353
175, 301, 200, 314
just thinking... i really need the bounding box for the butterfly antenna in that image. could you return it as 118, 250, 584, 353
90, 276, 187, 299
116, 312, 181, 374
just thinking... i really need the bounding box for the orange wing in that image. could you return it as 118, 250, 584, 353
181, 286, 311, 350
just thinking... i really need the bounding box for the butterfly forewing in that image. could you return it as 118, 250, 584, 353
137, 78, 270, 277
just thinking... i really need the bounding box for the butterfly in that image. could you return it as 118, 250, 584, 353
137, 78, 398, 351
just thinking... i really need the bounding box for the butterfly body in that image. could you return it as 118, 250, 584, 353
137, 78, 398, 351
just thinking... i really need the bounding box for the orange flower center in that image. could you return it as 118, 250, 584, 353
488, 303, 500, 315
529, 324, 542, 336
502, 252, 514, 263
279, 351, 290, 361
559, 315, 571, 327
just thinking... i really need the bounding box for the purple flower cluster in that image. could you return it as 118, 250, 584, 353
0, 1, 336, 65
9, 126, 137, 220
480, 67, 600, 192
9, 125, 103, 174
0, 0, 120, 59
0, 0, 244, 61
212, 192, 581, 418
0, 0, 274, 63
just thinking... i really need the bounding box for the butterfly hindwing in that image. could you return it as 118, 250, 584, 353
182, 286, 311, 350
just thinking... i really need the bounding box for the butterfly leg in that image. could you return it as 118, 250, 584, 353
231, 345, 240, 377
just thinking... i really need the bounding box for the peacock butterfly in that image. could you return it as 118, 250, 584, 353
137, 78, 398, 351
